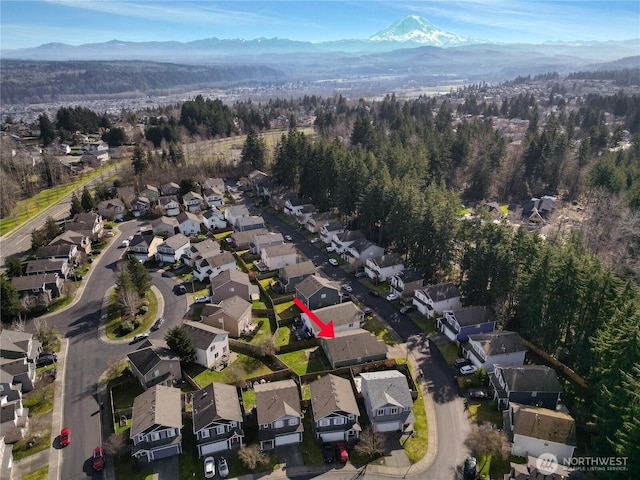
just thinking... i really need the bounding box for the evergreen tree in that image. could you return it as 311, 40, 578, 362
0, 276, 20, 323
131, 145, 147, 174
4, 256, 24, 278
38, 113, 56, 146
126, 257, 151, 298
240, 128, 266, 173
164, 327, 196, 363
81, 186, 95, 212
69, 191, 83, 218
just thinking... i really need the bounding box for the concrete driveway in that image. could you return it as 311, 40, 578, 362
381, 432, 411, 469
152, 456, 179, 480
276, 443, 304, 470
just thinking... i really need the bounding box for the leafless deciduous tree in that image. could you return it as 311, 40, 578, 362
254, 335, 277, 356
238, 444, 269, 469
103, 432, 127, 456
354, 427, 385, 460
464, 426, 506, 461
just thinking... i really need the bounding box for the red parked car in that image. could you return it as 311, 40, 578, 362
60, 427, 71, 447
336, 442, 349, 463
93, 446, 105, 470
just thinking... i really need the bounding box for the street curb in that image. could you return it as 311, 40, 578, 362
49, 337, 69, 480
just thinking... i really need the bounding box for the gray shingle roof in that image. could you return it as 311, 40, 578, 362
25, 258, 66, 274
467, 331, 527, 356
263, 243, 296, 257
209, 269, 251, 290
295, 274, 339, 298
201, 295, 251, 322
280, 261, 316, 280
360, 370, 413, 411
127, 345, 179, 376
160, 234, 190, 250
448, 305, 494, 326
255, 380, 301, 425
131, 385, 182, 437
311, 302, 363, 329
322, 329, 387, 366
309, 374, 360, 420
368, 253, 403, 268
182, 321, 228, 350
497, 365, 561, 392
192, 382, 243, 432
424, 282, 460, 302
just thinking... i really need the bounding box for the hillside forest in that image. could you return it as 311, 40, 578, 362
1, 70, 640, 474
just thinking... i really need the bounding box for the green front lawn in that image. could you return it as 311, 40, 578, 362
410, 314, 438, 336
179, 419, 201, 479
113, 453, 152, 480
404, 374, 428, 462
362, 316, 397, 345
468, 400, 504, 427
274, 301, 300, 320
12, 427, 52, 461
105, 289, 158, 339
301, 411, 324, 465
437, 342, 460, 365
185, 353, 273, 386
23, 382, 55, 416
277, 348, 329, 375
23, 466, 48, 480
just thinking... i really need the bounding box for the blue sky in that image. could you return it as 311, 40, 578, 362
1, 0, 639, 50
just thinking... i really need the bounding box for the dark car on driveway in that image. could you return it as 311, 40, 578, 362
323, 444, 334, 463
468, 388, 490, 399
464, 456, 477, 480
36, 354, 57, 367
454, 358, 471, 369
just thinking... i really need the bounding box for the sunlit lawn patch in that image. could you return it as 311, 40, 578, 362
362, 316, 397, 345
277, 348, 329, 375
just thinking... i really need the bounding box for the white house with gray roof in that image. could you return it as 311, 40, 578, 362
257, 243, 297, 271
462, 331, 527, 374
182, 321, 229, 369
155, 234, 190, 264
413, 282, 462, 317
251, 232, 284, 255
364, 253, 404, 282
360, 370, 415, 433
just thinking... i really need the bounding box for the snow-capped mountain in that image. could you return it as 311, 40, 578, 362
369, 15, 477, 46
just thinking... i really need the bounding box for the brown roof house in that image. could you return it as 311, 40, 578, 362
507, 403, 576, 464
127, 341, 182, 390
200, 295, 253, 338
192, 382, 244, 457
255, 379, 303, 450
130, 385, 182, 462
321, 329, 387, 369
309, 374, 361, 443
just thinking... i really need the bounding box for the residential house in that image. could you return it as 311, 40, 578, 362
360, 370, 416, 433
320, 220, 345, 244
295, 275, 341, 310
25, 258, 71, 279
276, 261, 316, 293
139, 184, 160, 203
158, 195, 181, 217
295, 205, 317, 226
257, 243, 297, 271
80, 151, 108, 165
251, 232, 284, 255
343, 238, 384, 266
50, 230, 91, 254
364, 254, 404, 282
304, 212, 336, 233
332, 230, 365, 254
228, 228, 268, 250
270, 191, 297, 212
176, 211, 202, 236
0, 436, 14, 480
131, 196, 151, 217
414, 283, 462, 318
224, 205, 250, 226
200, 296, 253, 338
438, 306, 496, 343
209, 269, 257, 303
11, 273, 64, 301
255, 379, 303, 450
301, 302, 364, 338
248, 170, 269, 194
0, 358, 36, 393
117, 186, 136, 204
0, 330, 41, 362
182, 321, 229, 369
389, 269, 424, 299
35, 244, 79, 265
192, 382, 244, 457
193, 252, 236, 282
149, 215, 177, 234
506, 403, 576, 464
284, 197, 313, 216
462, 331, 527, 374
202, 187, 225, 208
127, 235, 163, 263
130, 385, 182, 462
160, 182, 180, 197
69, 212, 104, 239
202, 177, 226, 193
484, 202, 503, 220
309, 374, 361, 442
321, 329, 387, 368
522, 196, 556, 223
184, 239, 222, 266
155, 234, 190, 264
234, 215, 265, 232
183, 191, 204, 213
127, 341, 182, 390
97, 198, 126, 221
489, 365, 562, 410
203, 208, 227, 230
82, 140, 109, 155
0, 384, 29, 443
508, 455, 573, 480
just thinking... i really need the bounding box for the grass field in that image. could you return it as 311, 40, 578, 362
277, 348, 330, 375
185, 352, 273, 386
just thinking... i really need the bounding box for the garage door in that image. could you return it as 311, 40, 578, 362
198, 440, 227, 457
150, 444, 180, 460
374, 421, 400, 433
275, 433, 301, 446
320, 431, 345, 442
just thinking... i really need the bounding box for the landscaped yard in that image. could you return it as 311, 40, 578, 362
109, 375, 144, 412
301, 410, 324, 465
404, 373, 428, 463
242, 388, 256, 411
361, 279, 389, 295
410, 314, 438, 336
468, 400, 504, 427
105, 289, 158, 339
244, 317, 272, 343
275, 325, 291, 347
363, 315, 397, 345
277, 348, 329, 375
185, 352, 273, 386
23, 382, 55, 416
11, 427, 52, 461
22, 466, 48, 480
437, 342, 460, 365
274, 300, 300, 320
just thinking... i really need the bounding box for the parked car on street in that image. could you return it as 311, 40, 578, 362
93, 446, 105, 470
132, 333, 149, 343
310, 237, 320, 243
284, 234, 293, 241
176, 285, 187, 294
342, 284, 353, 293
151, 317, 165, 331
454, 358, 472, 369
195, 295, 210, 303
120, 240, 129, 248
468, 388, 490, 399
464, 456, 478, 480
328, 258, 339, 266
36, 354, 57, 367
386, 292, 399, 301
60, 427, 71, 447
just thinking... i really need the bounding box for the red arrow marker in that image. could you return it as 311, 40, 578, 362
293, 298, 335, 338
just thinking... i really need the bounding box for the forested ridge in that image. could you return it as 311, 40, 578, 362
3, 73, 640, 471
0, 60, 284, 104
